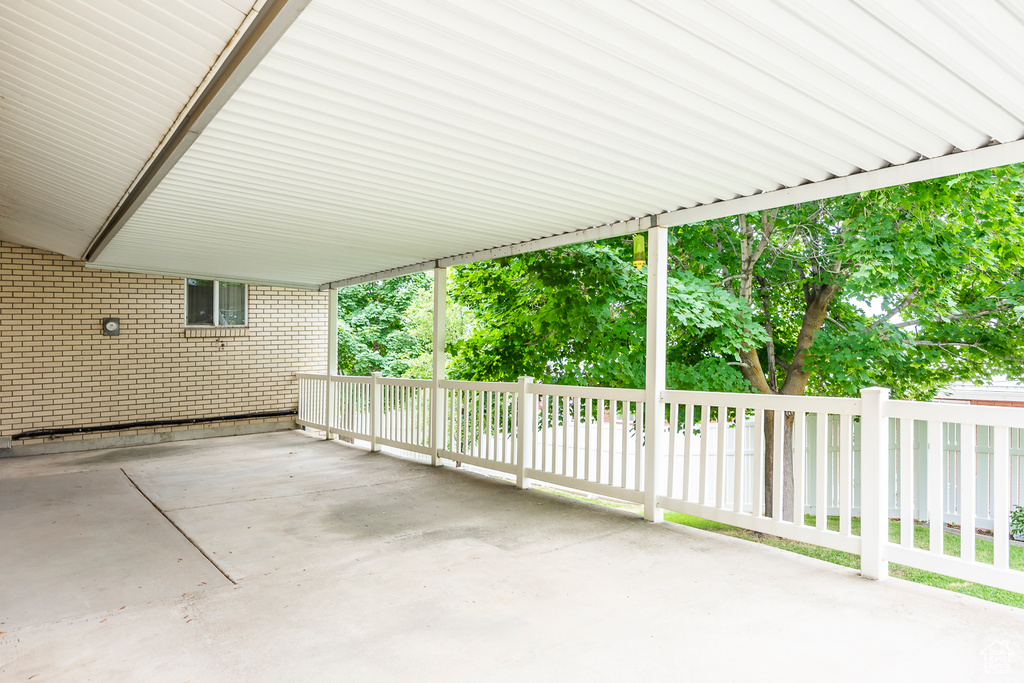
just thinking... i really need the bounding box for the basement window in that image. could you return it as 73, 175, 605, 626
185, 279, 247, 326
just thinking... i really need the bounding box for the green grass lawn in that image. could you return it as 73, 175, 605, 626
666, 511, 1024, 609
536, 486, 1024, 609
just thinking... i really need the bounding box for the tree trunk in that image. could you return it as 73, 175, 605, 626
762, 410, 796, 520
730, 209, 843, 521
743, 283, 841, 519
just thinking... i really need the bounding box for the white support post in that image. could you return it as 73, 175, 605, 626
325, 287, 338, 439
370, 371, 382, 452
516, 375, 534, 489
859, 386, 890, 580
431, 267, 446, 466
644, 223, 668, 522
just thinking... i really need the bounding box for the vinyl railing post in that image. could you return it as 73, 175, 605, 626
516, 375, 534, 489
370, 371, 382, 452
431, 378, 443, 466
859, 386, 890, 580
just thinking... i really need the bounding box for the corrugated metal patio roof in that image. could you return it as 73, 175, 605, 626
5, 1, 1024, 289
0, 0, 261, 256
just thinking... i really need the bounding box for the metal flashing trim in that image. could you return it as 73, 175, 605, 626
83, 0, 313, 263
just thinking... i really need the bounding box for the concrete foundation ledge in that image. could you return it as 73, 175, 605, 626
2, 417, 296, 457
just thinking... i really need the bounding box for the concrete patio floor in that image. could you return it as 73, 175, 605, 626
1, 431, 1022, 682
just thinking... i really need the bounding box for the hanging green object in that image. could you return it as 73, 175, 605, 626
632, 234, 646, 269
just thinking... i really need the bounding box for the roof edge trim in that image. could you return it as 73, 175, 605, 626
83, 0, 313, 263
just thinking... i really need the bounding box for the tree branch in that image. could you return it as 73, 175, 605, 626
868, 287, 918, 329
738, 215, 755, 303
912, 341, 983, 348
758, 280, 778, 392
826, 315, 849, 333
716, 225, 741, 260
751, 211, 776, 264
804, 203, 827, 224
912, 340, 1024, 363
772, 224, 803, 257
894, 304, 1012, 329
752, 276, 815, 290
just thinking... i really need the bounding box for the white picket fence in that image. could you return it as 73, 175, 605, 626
297, 373, 1024, 593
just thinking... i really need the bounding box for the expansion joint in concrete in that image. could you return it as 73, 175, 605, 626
120, 468, 237, 585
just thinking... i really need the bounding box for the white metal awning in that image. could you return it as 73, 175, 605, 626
6, 1, 1024, 290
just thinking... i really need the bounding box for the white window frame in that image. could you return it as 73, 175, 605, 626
184, 279, 248, 327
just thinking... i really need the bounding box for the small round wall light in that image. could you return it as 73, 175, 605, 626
102, 317, 120, 336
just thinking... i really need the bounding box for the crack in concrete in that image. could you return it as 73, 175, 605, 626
119, 468, 236, 586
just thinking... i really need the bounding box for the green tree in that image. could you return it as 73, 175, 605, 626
336, 273, 430, 376
448, 164, 1024, 518
683, 163, 1024, 515
336, 272, 475, 378
400, 282, 475, 379
448, 239, 764, 390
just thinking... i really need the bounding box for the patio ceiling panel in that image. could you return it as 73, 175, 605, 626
77, 0, 1024, 289
0, 0, 259, 257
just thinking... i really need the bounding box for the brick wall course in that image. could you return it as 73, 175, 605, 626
1, 241, 329, 444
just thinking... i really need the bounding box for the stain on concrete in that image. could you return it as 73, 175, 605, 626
5, 430, 1024, 682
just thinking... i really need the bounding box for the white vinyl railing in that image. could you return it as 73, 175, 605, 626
297, 373, 328, 430
884, 399, 1024, 593
378, 377, 432, 456
439, 379, 520, 474
527, 384, 646, 504
330, 375, 374, 441
299, 374, 1024, 593
659, 391, 863, 554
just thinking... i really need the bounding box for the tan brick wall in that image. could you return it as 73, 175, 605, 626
0, 241, 329, 444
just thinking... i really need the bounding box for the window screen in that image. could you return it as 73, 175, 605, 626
186, 279, 246, 326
